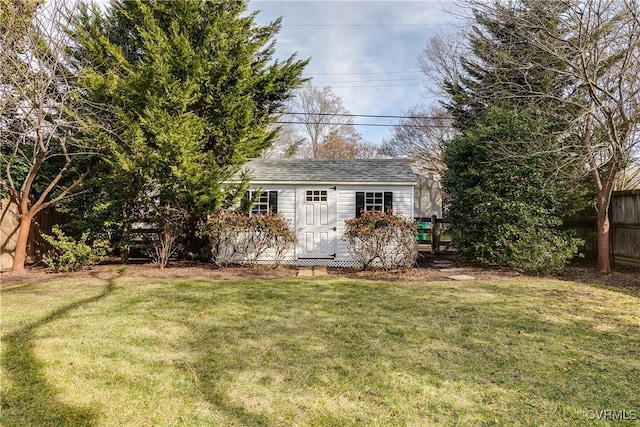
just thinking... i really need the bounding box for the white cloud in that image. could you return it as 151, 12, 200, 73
250, 0, 466, 143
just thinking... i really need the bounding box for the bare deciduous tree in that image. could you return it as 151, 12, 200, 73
261, 125, 304, 159
382, 32, 464, 176
419, 31, 470, 96
315, 128, 376, 159
0, 0, 103, 271
282, 82, 374, 158
380, 105, 453, 176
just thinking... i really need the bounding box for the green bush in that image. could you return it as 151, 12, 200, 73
41, 226, 110, 272
344, 211, 418, 270
449, 198, 583, 273
442, 108, 587, 274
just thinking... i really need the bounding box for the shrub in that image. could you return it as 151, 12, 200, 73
144, 206, 188, 269
442, 107, 588, 274
146, 225, 183, 269
344, 211, 418, 270
448, 195, 583, 274
203, 210, 296, 267
41, 226, 110, 272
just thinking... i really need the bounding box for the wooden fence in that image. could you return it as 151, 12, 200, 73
1, 200, 65, 271
610, 190, 640, 267
569, 190, 640, 268
421, 191, 639, 268
414, 215, 453, 254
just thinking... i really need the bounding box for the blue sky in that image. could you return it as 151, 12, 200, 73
248, 0, 467, 144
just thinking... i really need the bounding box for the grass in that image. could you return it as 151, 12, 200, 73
1, 275, 639, 426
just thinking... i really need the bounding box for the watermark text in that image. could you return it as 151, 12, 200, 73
578, 409, 637, 421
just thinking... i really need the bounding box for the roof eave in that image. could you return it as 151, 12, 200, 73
246, 180, 417, 186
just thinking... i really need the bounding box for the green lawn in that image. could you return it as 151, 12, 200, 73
2, 275, 639, 426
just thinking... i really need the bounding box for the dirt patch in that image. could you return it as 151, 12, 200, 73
1, 259, 637, 293
0, 261, 299, 288
552, 265, 640, 293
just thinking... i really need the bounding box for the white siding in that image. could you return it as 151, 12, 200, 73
255, 186, 297, 262
414, 174, 443, 218
335, 185, 414, 261
245, 184, 414, 265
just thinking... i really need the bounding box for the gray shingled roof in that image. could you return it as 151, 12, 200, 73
238, 158, 417, 185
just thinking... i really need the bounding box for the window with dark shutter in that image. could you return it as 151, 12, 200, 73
268, 191, 278, 214
356, 191, 394, 216
355, 192, 365, 218
384, 192, 393, 212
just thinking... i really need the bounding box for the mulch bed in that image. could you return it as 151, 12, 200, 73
2, 259, 638, 293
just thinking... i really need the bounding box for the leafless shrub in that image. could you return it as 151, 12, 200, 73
344, 211, 418, 270
203, 210, 296, 267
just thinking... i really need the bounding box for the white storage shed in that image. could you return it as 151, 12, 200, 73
238, 158, 417, 266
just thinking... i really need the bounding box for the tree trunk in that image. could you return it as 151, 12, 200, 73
12, 212, 33, 272
595, 207, 611, 274
120, 205, 130, 263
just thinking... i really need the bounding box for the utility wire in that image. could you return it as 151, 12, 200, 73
282, 23, 454, 28
281, 112, 444, 120
328, 83, 423, 88
303, 71, 424, 87
312, 78, 423, 83
276, 121, 449, 128
309, 70, 422, 76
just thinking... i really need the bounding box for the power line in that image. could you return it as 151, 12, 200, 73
276, 121, 449, 128
311, 84, 423, 89
282, 23, 453, 28
328, 83, 423, 88
309, 70, 422, 76
276, 112, 452, 128
282, 112, 442, 120
312, 77, 423, 83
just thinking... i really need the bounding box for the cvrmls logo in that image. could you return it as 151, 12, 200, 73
578, 409, 637, 421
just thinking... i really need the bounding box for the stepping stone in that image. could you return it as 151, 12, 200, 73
432, 260, 453, 269
313, 266, 329, 276
297, 266, 329, 277
446, 275, 476, 281
297, 268, 314, 277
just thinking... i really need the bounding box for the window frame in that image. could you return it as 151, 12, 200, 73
355, 191, 393, 217
364, 191, 384, 212
305, 189, 328, 203
246, 190, 278, 216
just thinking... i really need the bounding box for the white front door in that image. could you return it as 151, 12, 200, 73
297, 188, 336, 258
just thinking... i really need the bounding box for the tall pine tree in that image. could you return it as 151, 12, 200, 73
442, 0, 587, 272
72, 0, 307, 258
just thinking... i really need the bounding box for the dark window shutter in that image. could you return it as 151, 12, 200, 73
384, 192, 393, 213
355, 192, 365, 218
268, 191, 278, 214
244, 191, 251, 216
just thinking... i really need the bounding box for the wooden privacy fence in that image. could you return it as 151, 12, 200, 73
0, 199, 66, 271
609, 190, 640, 267
569, 190, 640, 268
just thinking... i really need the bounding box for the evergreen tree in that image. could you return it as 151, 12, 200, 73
73, 0, 307, 257
442, 0, 588, 272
